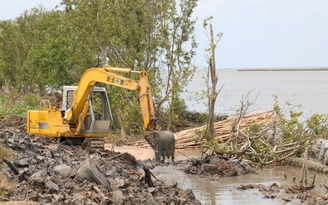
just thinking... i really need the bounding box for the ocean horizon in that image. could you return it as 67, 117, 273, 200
182, 68, 328, 121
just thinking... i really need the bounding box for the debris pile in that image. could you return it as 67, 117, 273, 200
179, 155, 255, 177
0, 125, 201, 205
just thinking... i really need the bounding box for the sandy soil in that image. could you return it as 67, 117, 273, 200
105, 143, 155, 161
105, 143, 202, 161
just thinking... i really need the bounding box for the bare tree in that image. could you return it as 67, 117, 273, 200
206, 23, 223, 140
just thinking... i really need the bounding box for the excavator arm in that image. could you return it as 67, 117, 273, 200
64, 65, 156, 132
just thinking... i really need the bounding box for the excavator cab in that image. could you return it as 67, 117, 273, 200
61, 86, 113, 134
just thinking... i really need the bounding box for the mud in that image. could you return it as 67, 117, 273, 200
0, 125, 200, 205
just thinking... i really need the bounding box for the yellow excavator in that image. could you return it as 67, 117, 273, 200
27, 64, 160, 151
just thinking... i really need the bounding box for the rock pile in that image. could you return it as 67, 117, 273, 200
0, 125, 201, 205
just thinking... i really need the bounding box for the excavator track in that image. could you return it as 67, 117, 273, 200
83, 138, 105, 153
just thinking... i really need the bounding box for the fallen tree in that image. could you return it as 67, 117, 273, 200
174, 103, 328, 166
133, 95, 328, 167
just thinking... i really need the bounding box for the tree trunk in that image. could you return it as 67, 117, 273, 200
167, 54, 175, 131
208, 24, 218, 140
114, 108, 126, 138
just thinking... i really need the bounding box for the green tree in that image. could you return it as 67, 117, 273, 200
153, 0, 198, 131
0, 6, 81, 94
0, 18, 29, 92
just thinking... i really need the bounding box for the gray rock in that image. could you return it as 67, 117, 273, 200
52, 194, 64, 203
54, 164, 72, 178
16, 158, 30, 168
114, 178, 125, 188
45, 180, 59, 193
144, 197, 160, 205
148, 187, 156, 194
36, 156, 46, 161
75, 158, 109, 187
112, 190, 124, 205
65, 155, 72, 165
6, 138, 15, 146
73, 193, 86, 201
49, 144, 62, 154
70, 193, 87, 205
28, 169, 47, 187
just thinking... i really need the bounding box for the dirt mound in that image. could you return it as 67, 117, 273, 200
1, 115, 25, 128
0, 125, 201, 205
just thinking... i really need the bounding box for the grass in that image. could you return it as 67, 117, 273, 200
0, 92, 38, 127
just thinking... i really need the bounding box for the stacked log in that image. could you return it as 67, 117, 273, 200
175, 110, 274, 149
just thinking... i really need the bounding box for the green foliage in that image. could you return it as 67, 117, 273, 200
108, 87, 145, 135
0, 94, 38, 125
0, 8, 84, 93
306, 113, 328, 136
165, 97, 188, 130
273, 96, 305, 145
204, 136, 226, 154
23, 93, 40, 107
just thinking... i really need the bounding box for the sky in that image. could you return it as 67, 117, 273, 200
1, 0, 328, 69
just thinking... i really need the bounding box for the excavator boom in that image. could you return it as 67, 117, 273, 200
64, 65, 156, 131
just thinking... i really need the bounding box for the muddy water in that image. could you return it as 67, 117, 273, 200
152, 165, 328, 205
108, 144, 328, 205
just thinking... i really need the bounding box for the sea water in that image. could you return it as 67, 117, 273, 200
181, 69, 328, 121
